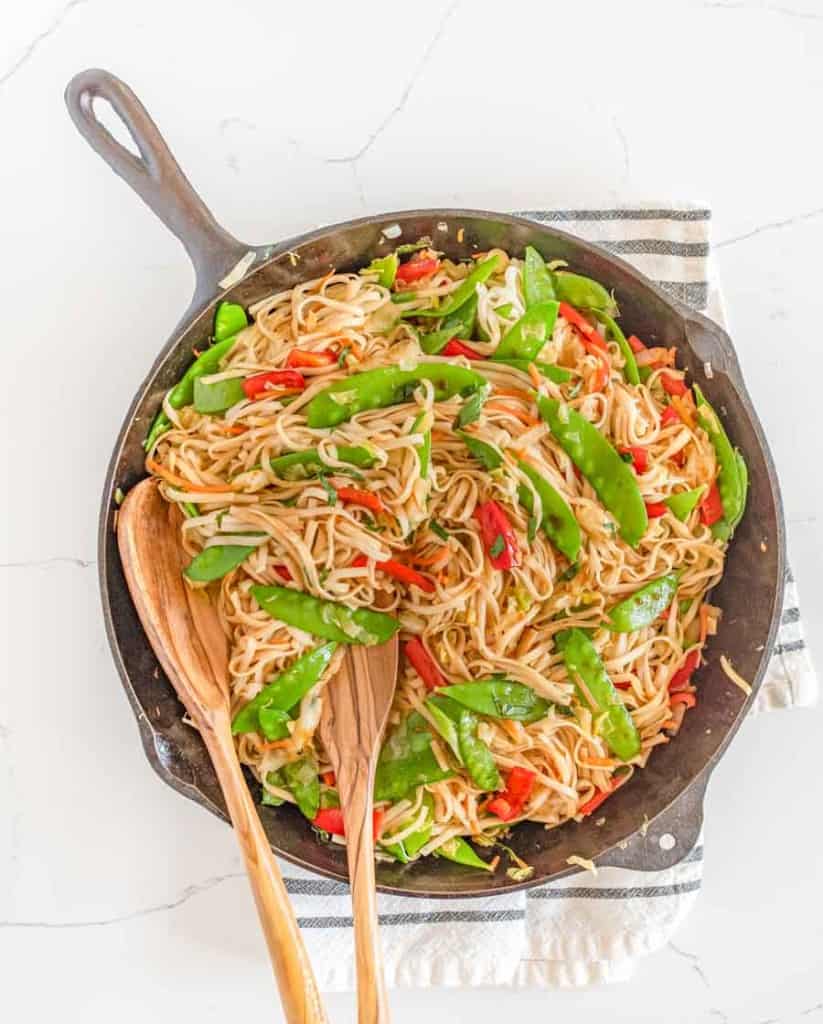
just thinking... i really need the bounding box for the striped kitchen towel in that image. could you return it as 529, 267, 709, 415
281, 203, 818, 991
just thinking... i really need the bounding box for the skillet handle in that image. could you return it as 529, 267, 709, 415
65, 69, 252, 307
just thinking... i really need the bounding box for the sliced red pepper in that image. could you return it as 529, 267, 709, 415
335, 486, 384, 514
669, 649, 701, 691
286, 348, 337, 368
311, 806, 383, 839
670, 691, 698, 710
558, 302, 608, 352
661, 373, 689, 398
700, 480, 724, 526
627, 334, 647, 354
352, 555, 434, 593
442, 338, 483, 359
243, 369, 306, 399
619, 446, 649, 474
486, 796, 516, 821
321, 771, 336, 786
405, 636, 446, 691
661, 405, 681, 428
474, 499, 519, 570
395, 256, 440, 284
578, 774, 627, 817
504, 766, 536, 807
273, 564, 293, 582
645, 501, 668, 519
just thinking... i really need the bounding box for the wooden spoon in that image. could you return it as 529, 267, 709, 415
117, 478, 327, 1024
319, 640, 399, 1024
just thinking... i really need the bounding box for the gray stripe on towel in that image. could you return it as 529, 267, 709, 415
598, 239, 709, 258
528, 879, 702, 900
520, 209, 711, 223
298, 910, 526, 929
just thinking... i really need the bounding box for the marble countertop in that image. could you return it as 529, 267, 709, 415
2, 1, 821, 1021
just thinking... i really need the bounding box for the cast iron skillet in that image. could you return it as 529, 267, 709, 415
66, 69, 785, 897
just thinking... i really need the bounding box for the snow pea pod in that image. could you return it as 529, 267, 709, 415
261, 768, 286, 806
424, 695, 464, 764
488, 358, 571, 384
606, 573, 679, 632
213, 300, 248, 342
258, 707, 291, 741
144, 411, 171, 451
306, 363, 486, 428
434, 836, 492, 871
457, 709, 502, 790
231, 641, 338, 735
267, 446, 376, 481
554, 272, 616, 314
665, 486, 705, 522
537, 396, 648, 547
523, 245, 556, 306
556, 629, 640, 761
409, 254, 501, 319
184, 543, 257, 582
454, 382, 491, 428
458, 431, 504, 470
252, 585, 399, 645
517, 462, 581, 561
592, 311, 639, 386
419, 295, 478, 354
193, 375, 246, 414
374, 712, 452, 802
169, 334, 240, 411
362, 253, 399, 287
493, 301, 559, 361
282, 756, 321, 821
693, 384, 748, 539
436, 680, 550, 724
381, 793, 434, 863
412, 411, 431, 479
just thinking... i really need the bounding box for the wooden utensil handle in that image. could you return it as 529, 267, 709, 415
339, 758, 390, 1024
203, 716, 327, 1024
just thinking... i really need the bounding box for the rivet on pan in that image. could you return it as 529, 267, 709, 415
659, 833, 676, 851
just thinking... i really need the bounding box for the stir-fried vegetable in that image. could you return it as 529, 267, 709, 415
606, 573, 679, 632
374, 712, 452, 802
493, 302, 559, 361
252, 586, 399, 645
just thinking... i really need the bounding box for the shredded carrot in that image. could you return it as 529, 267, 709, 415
485, 400, 540, 427
216, 424, 248, 436
430, 430, 451, 442
699, 603, 710, 646
583, 756, 615, 768
670, 691, 697, 710
501, 720, 522, 742
671, 394, 696, 429
145, 458, 234, 493
413, 547, 451, 569
527, 362, 542, 388
493, 386, 530, 400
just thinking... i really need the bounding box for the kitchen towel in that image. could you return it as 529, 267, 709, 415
280, 203, 818, 990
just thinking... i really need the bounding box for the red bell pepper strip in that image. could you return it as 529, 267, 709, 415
321, 771, 336, 786
645, 501, 667, 518
669, 649, 701, 691
670, 691, 697, 710
286, 348, 337, 368
352, 554, 434, 593
442, 338, 483, 359
700, 480, 724, 526
661, 405, 681, 428
312, 806, 383, 839
487, 766, 537, 821
273, 564, 293, 582
486, 796, 515, 821
335, 486, 384, 514
661, 373, 689, 398
405, 636, 447, 691
395, 256, 440, 284
619, 446, 649, 474
578, 774, 627, 817
474, 500, 519, 570
558, 302, 608, 352
627, 334, 647, 354
243, 369, 306, 399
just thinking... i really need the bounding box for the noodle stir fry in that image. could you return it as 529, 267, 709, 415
143, 242, 747, 873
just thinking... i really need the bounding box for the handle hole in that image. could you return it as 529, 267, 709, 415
91, 97, 141, 159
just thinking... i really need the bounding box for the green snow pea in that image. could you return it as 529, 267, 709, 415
454, 382, 492, 429
258, 707, 291, 741
362, 253, 399, 287
252, 585, 399, 645
488, 358, 571, 384
665, 486, 706, 522
214, 301, 248, 342
381, 793, 435, 864
592, 311, 639, 386
231, 641, 338, 735
556, 628, 640, 761
266, 446, 377, 481
437, 680, 550, 724
306, 363, 486, 428
424, 695, 464, 764
434, 836, 492, 871
168, 334, 240, 412
374, 712, 452, 802
537, 396, 647, 547
693, 384, 748, 540
554, 272, 616, 314
606, 573, 679, 632
458, 431, 504, 470
412, 411, 431, 479
261, 769, 286, 806
523, 246, 556, 307
457, 709, 502, 791
409, 255, 501, 319
282, 757, 321, 821
419, 295, 478, 355
184, 543, 258, 582
517, 462, 581, 561
493, 301, 560, 361
144, 411, 172, 451
193, 375, 247, 414
181, 501, 199, 519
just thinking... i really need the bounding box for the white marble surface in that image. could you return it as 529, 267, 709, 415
2, 0, 822, 1021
